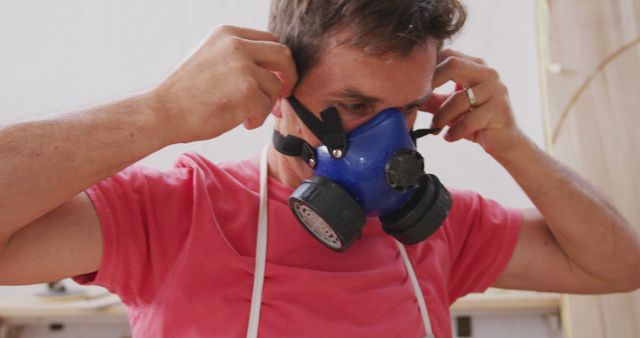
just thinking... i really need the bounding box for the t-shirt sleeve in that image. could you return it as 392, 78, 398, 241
445, 190, 522, 302
72, 164, 196, 306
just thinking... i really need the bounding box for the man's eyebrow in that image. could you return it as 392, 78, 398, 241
332, 87, 431, 108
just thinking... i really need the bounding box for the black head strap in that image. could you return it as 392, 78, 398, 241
410, 128, 442, 145
288, 96, 347, 158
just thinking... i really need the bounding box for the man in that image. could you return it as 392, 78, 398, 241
1, 1, 639, 337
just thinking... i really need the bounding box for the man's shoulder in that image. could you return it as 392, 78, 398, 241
172, 152, 260, 189
446, 188, 515, 219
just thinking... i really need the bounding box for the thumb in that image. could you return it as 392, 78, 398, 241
420, 84, 465, 113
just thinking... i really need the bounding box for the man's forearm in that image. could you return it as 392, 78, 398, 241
0, 25, 298, 247
0, 94, 169, 241
494, 133, 640, 285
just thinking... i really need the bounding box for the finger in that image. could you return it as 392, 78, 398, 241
214, 24, 279, 42
431, 80, 495, 129
432, 56, 498, 89
252, 66, 282, 104
239, 40, 298, 97
444, 102, 495, 142
243, 91, 274, 130
438, 48, 487, 65
420, 83, 465, 112
419, 93, 448, 113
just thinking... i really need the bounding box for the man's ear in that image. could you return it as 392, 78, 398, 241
271, 99, 283, 118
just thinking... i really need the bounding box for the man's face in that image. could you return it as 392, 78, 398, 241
284, 31, 438, 146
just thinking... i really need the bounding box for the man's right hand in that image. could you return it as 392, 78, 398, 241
149, 25, 298, 144
0, 25, 297, 285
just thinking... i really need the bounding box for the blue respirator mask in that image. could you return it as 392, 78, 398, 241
273, 96, 451, 252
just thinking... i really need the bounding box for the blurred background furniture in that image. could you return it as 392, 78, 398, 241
0, 281, 562, 338
0, 282, 129, 338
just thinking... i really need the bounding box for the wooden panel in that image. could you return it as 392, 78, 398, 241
561, 295, 605, 338
552, 45, 640, 338
546, 0, 640, 132
541, 1, 640, 338
553, 45, 640, 223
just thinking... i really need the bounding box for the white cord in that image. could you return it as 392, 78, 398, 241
396, 241, 434, 338
246, 146, 270, 338
245, 146, 432, 338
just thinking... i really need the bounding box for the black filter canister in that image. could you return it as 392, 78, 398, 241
380, 174, 452, 244
289, 176, 365, 252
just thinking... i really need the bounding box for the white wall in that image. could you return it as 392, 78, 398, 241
427, 0, 544, 208
0, 0, 542, 208
0, 1, 545, 336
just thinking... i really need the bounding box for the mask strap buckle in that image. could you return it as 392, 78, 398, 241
272, 130, 318, 168
288, 96, 347, 159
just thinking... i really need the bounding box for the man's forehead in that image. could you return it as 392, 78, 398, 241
296, 32, 437, 109
326, 28, 437, 56
324, 48, 436, 106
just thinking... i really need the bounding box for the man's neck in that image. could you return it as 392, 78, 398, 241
265, 144, 314, 189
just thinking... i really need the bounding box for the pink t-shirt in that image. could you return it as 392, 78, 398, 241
74, 152, 521, 338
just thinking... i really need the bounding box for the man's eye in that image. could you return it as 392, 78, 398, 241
338, 102, 372, 115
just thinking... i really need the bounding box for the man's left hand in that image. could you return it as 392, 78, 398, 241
420, 49, 523, 158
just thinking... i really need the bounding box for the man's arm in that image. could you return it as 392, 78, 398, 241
493, 136, 640, 293
0, 193, 102, 285
424, 49, 640, 293
0, 25, 296, 284
0, 96, 166, 246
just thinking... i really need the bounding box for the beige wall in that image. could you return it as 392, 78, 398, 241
538, 0, 640, 337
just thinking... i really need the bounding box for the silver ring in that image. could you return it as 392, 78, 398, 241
466, 87, 478, 109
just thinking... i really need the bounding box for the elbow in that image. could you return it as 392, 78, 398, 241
0, 237, 12, 285
612, 252, 640, 293
610, 223, 640, 293
626, 258, 640, 292
0, 234, 11, 259
0, 237, 7, 263
622, 237, 640, 292
615, 274, 640, 293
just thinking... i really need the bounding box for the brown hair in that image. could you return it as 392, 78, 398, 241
269, 0, 467, 77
